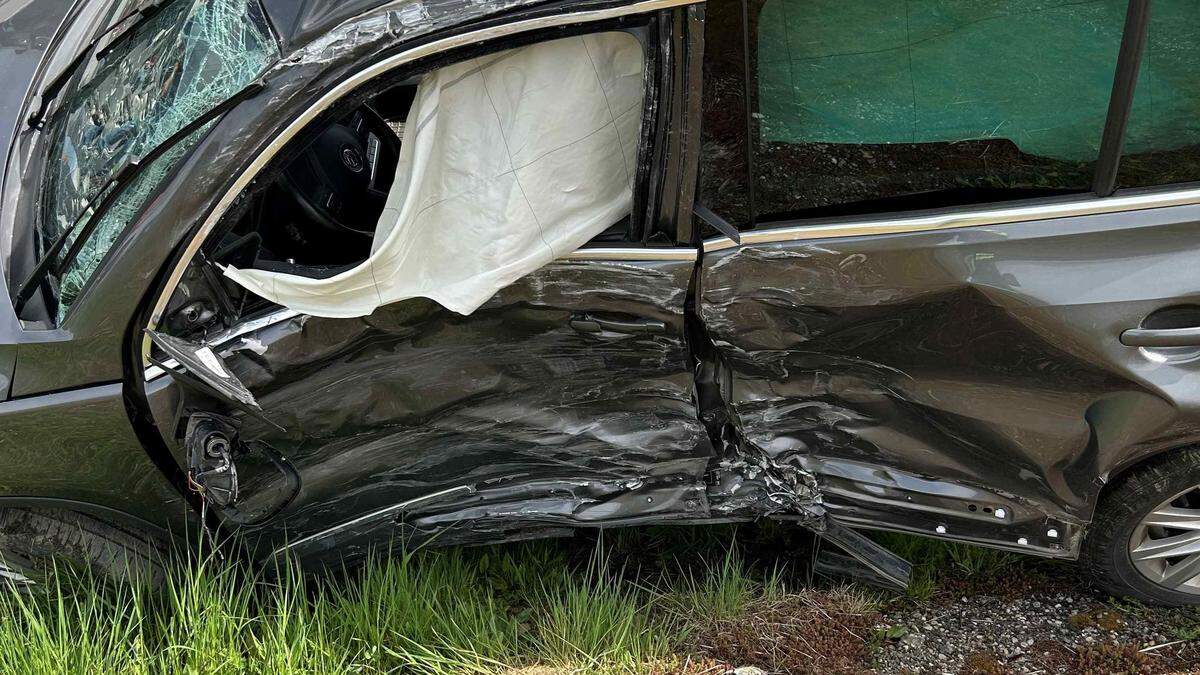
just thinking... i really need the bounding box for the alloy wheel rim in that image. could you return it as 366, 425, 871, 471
1129, 484, 1200, 594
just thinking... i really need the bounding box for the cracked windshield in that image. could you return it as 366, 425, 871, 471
38, 0, 277, 322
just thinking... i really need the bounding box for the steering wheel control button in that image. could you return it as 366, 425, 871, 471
341, 145, 365, 173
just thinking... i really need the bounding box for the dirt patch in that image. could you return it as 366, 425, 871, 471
686, 589, 880, 674
959, 650, 1013, 675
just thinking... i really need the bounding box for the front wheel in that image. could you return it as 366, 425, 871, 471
1082, 448, 1200, 605
0, 508, 167, 590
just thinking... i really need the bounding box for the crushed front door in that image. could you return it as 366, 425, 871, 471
149, 253, 710, 565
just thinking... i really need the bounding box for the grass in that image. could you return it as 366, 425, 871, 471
0, 525, 1055, 674
867, 530, 1044, 602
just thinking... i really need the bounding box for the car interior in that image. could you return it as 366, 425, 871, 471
180, 33, 644, 333
219, 82, 413, 275
222, 82, 633, 276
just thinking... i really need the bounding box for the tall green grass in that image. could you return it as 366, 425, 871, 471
0, 540, 695, 674
0, 527, 1031, 674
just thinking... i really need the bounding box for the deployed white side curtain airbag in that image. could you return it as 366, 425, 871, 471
223, 31, 645, 317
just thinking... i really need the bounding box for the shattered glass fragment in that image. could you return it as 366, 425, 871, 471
41, 0, 279, 322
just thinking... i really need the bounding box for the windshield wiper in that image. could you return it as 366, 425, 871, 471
95, 0, 180, 61
15, 80, 266, 315
26, 47, 92, 131
27, 0, 181, 130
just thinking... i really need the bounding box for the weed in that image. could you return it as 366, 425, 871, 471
1072, 642, 1161, 674
665, 546, 758, 623
958, 650, 1013, 675
1067, 607, 1125, 632
946, 543, 1020, 579
1160, 606, 1200, 642
533, 549, 673, 670
0, 526, 1145, 674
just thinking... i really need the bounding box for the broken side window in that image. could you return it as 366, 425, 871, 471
38, 0, 279, 323
219, 30, 648, 319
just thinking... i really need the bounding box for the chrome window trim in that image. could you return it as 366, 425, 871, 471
144, 0, 702, 364
702, 185, 1200, 253
565, 246, 696, 261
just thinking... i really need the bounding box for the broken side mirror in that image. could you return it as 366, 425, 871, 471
186, 413, 239, 508
148, 330, 298, 526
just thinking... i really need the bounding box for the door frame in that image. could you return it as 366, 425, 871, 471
142, 0, 705, 361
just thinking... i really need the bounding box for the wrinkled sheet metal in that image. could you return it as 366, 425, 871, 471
699, 212, 1200, 554
209, 257, 711, 553
705, 424, 823, 522
279, 473, 706, 567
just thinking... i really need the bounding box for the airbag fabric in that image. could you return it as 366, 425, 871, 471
223, 32, 645, 317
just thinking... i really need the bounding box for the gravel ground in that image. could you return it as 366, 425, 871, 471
873, 585, 1200, 674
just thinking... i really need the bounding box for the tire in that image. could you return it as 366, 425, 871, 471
1082, 448, 1200, 606
0, 508, 168, 590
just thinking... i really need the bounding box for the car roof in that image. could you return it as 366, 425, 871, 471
259, 0, 381, 51
260, 0, 553, 54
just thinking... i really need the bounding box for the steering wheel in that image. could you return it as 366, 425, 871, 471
280, 105, 401, 238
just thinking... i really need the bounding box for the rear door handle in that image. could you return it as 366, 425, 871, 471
1120, 326, 1200, 347
569, 315, 667, 335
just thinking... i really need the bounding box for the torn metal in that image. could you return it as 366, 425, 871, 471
695, 228, 1185, 557
120, 0, 997, 585
149, 256, 717, 559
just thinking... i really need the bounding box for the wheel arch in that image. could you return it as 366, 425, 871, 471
0, 496, 180, 546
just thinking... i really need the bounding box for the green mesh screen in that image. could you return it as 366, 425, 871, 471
756, 0, 1128, 162
1119, 0, 1200, 187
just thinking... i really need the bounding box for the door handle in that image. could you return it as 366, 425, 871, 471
1120, 326, 1200, 347
569, 315, 667, 335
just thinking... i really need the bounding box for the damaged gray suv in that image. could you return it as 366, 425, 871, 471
2, 0, 1200, 605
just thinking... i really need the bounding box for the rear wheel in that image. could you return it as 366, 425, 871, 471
1082, 448, 1200, 605
0, 508, 168, 590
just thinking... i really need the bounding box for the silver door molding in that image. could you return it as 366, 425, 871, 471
703, 185, 1200, 252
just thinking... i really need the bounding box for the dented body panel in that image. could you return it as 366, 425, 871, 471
700, 203, 1200, 555
171, 257, 709, 563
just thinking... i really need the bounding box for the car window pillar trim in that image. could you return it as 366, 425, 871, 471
1092, 0, 1152, 197
673, 4, 704, 245
702, 184, 1200, 252
738, 0, 756, 229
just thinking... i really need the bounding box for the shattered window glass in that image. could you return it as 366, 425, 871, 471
39, 0, 278, 322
